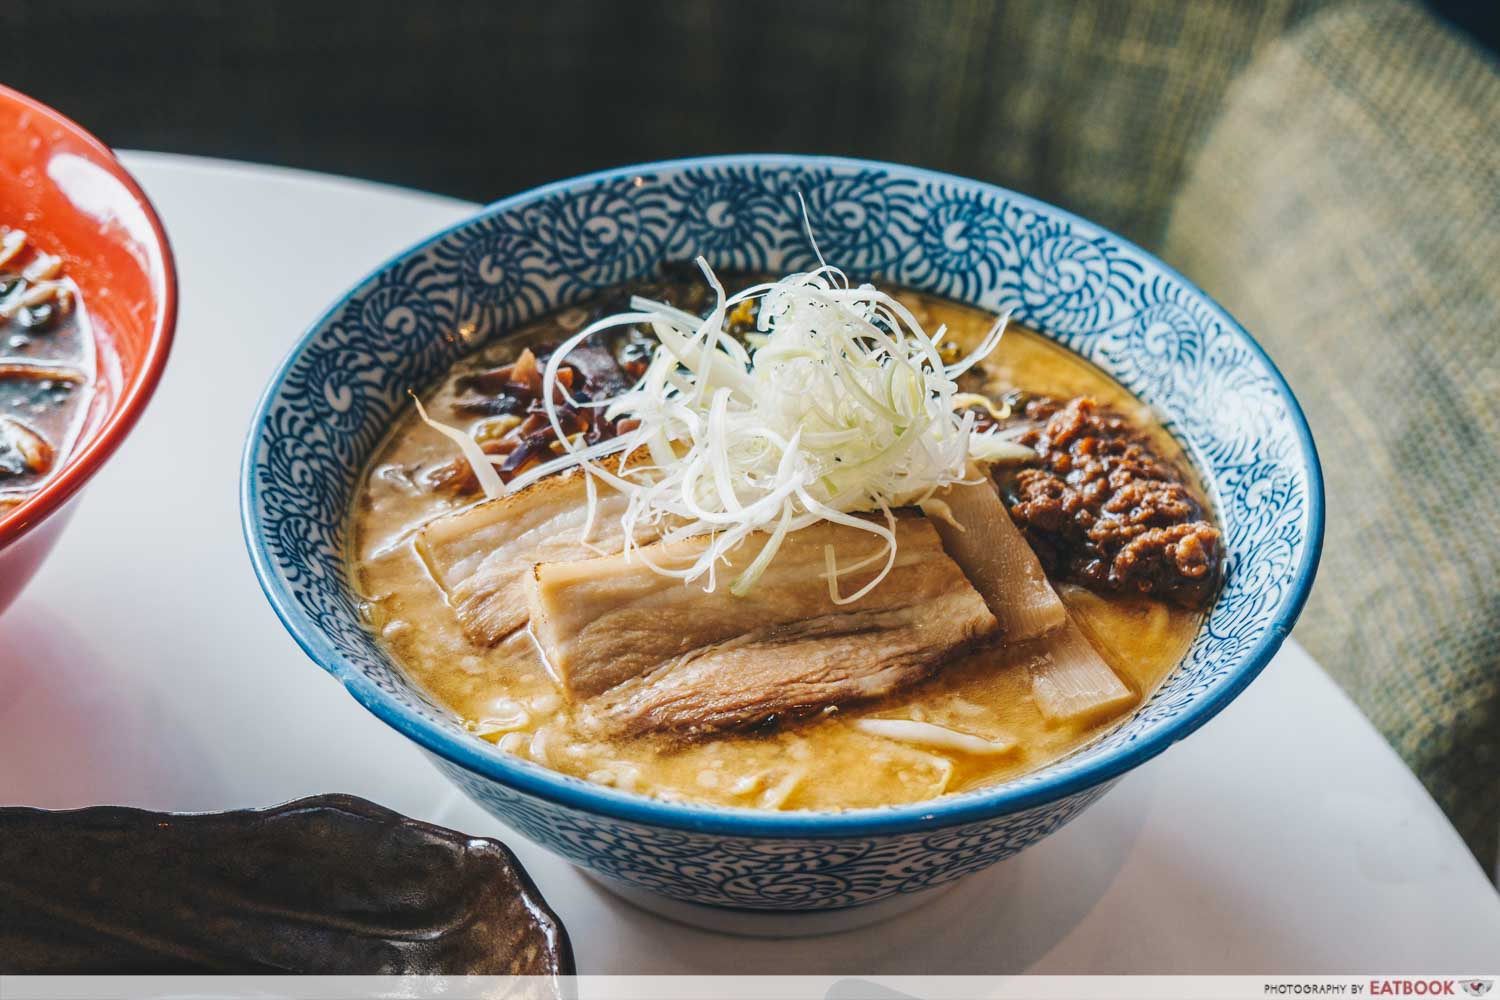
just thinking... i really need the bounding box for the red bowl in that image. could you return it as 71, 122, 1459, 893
0, 85, 176, 612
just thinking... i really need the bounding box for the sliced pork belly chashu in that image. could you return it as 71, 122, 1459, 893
422, 461, 1133, 736
525, 515, 999, 735
416, 470, 661, 646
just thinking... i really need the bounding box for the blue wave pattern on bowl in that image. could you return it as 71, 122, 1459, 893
245, 157, 1320, 910
432, 753, 1117, 908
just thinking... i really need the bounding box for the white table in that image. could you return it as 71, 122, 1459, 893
2, 152, 1495, 973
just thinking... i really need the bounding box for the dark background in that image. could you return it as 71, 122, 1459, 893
5, 1, 1495, 214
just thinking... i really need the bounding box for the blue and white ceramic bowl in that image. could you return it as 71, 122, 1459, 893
242, 156, 1323, 915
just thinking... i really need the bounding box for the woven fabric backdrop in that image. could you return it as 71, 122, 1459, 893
1165, 0, 1499, 873
6, 0, 1324, 247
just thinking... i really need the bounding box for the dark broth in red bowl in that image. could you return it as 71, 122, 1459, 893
0, 85, 176, 611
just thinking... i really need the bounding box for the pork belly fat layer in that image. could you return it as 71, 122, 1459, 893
526, 516, 999, 732
415, 472, 649, 646
599, 585, 999, 735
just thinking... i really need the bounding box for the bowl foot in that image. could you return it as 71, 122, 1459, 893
580, 870, 962, 938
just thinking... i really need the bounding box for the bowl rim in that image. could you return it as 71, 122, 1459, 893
242, 153, 1325, 838
0, 83, 178, 548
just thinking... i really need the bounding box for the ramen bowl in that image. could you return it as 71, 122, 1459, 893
0, 85, 177, 614
242, 155, 1322, 918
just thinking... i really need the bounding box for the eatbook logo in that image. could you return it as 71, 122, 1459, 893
1461, 983, 1493, 997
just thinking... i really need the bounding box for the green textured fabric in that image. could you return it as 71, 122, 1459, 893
797, 0, 1332, 247
1164, 1, 1500, 873
7, 0, 1325, 247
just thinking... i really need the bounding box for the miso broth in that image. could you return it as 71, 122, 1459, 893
351, 277, 1213, 811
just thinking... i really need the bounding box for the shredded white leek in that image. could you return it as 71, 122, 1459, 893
421, 255, 1026, 597
412, 392, 504, 498
470, 698, 530, 736
758, 768, 806, 810
854, 718, 1016, 756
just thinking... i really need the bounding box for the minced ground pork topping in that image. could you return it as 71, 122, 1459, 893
1000, 397, 1220, 608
